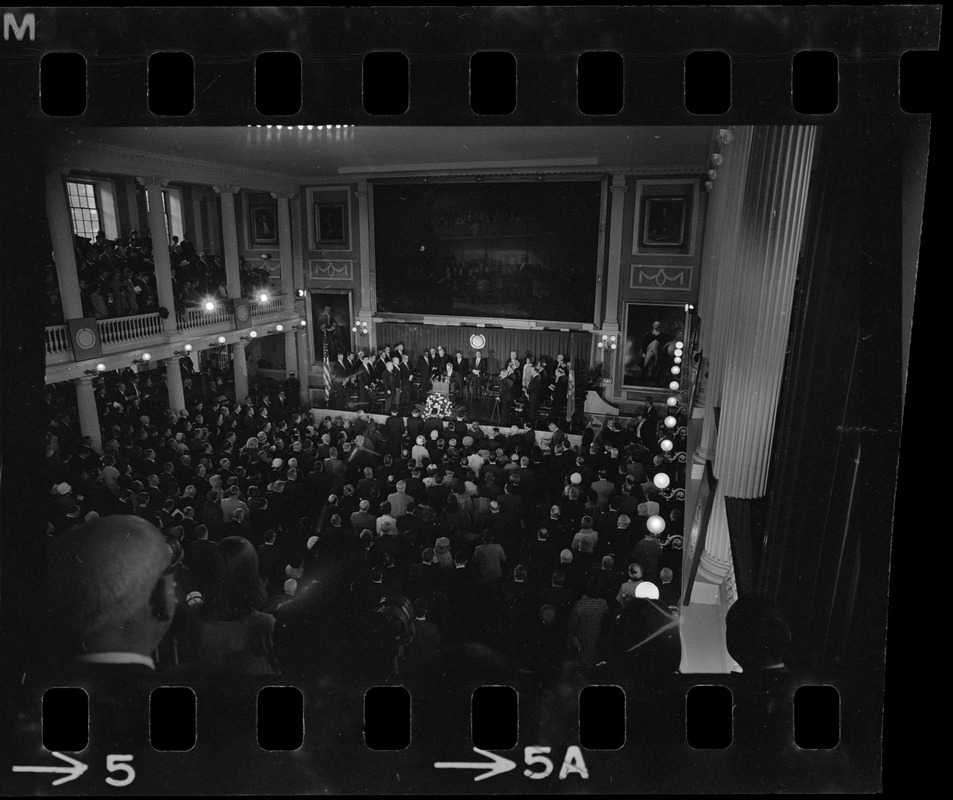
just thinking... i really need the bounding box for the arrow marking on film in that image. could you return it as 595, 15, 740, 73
434, 747, 517, 782
12, 751, 88, 786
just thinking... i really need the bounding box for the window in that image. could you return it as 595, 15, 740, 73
66, 180, 101, 242
144, 186, 184, 243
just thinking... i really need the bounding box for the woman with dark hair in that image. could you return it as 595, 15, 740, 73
185, 536, 277, 675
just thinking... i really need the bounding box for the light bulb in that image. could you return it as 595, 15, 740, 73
184, 344, 192, 352
674, 348, 683, 357
653, 472, 671, 490
276, 324, 283, 332
671, 366, 681, 375
660, 439, 674, 452
205, 301, 215, 312
249, 330, 257, 338
674, 357, 682, 364
667, 397, 677, 407
218, 336, 226, 344
664, 415, 677, 428
647, 515, 666, 534
676, 341, 684, 348
300, 320, 307, 328
669, 381, 680, 391
141, 352, 151, 362
259, 293, 268, 303
96, 363, 106, 372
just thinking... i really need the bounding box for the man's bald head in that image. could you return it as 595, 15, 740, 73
46, 516, 175, 657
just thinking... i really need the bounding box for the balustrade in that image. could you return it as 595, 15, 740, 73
45, 324, 70, 355
98, 312, 164, 345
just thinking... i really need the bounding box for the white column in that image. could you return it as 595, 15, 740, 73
139, 177, 177, 333
215, 186, 242, 299
284, 330, 298, 376
188, 186, 205, 254
602, 171, 626, 331
188, 348, 201, 372
693, 128, 755, 462
124, 177, 141, 237
46, 170, 85, 320
273, 192, 295, 297
232, 341, 249, 403
74, 376, 102, 453
165, 358, 186, 415
46, 170, 83, 319
205, 196, 221, 255
356, 180, 377, 350
296, 327, 310, 407
693, 126, 818, 599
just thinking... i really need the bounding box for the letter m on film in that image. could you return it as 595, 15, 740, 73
4, 12, 36, 41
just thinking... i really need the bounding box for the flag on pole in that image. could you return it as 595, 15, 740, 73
323, 338, 332, 404
566, 367, 575, 422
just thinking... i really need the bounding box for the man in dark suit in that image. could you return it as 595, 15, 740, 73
469, 350, 488, 399
450, 351, 468, 396
356, 356, 375, 407
384, 408, 405, 454
433, 345, 450, 377
382, 361, 401, 414
499, 369, 517, 425
525, 366, 544, 427
415, 350, 434, 383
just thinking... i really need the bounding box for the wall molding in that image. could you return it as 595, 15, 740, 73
308, 259, 354, 281
630, 264, 693, 290
51, 141, 298, 194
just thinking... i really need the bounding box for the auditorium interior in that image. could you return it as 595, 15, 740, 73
0, 120, 927, 783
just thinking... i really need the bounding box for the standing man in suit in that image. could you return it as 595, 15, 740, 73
469, 350, 488, 400
525, 365, 544, 428
500, 369, 517, 425
356, 356, 375, 407
433, 346, 450, 377
416, 350, 434, 383
382, 360, 401, 414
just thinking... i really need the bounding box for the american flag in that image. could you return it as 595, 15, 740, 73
323, 337, 332, 404
566, 367, 575, 422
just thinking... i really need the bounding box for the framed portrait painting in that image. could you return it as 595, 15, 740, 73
621, 302, 691, 391
249, 204, 279, 247
315, 202, 349, 247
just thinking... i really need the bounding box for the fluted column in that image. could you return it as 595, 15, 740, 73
603, 172, 626, 331
214, 186, 242, 298
694, 126, 818, 599
355, 180, 377, 350
124, 177, 141, 237
165, 358, 186, 415
46, 170, 85, 321
693, 127, 754, 464
74, 376, 102, 453
138, 177, 177, 333
284, 330, 298, 377
296, 327, 311, 407
232, 341, 249, 403
272, 192, 295, 297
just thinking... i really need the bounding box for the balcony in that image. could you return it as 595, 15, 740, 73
45, 294, 299, 374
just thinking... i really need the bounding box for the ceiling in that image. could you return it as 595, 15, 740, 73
77, 125, 714, 178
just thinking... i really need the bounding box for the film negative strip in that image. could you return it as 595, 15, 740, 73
0, 5, 942, 795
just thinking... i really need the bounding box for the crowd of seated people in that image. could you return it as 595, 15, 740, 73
327, 341, 572, 428
45, 229, 274, 325
41, 362, 684, 691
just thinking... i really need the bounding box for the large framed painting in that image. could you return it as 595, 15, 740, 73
641, 196, 687, 247
249, 203, 279, 247
621, 302, 691, 390
309, 291, 353, 361
315, 201, 349, 247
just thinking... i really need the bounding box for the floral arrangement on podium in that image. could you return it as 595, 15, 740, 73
417, 392, 464, 419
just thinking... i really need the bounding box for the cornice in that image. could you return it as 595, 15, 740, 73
298, 164, 706, 184
50, 141, 298, 194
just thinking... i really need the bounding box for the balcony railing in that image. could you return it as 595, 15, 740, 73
99, 312, 164, 345
176, 305, 233, 331
250, 295, 286, 318
46, 295, 297, 367
46, 324, 70, 355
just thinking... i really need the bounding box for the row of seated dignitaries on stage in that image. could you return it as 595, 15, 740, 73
326, 342, 571, 421
39, 370, 684, 691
